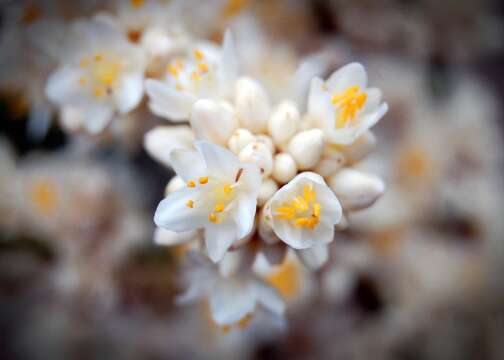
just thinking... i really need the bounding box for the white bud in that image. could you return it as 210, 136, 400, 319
257, 178, 278, 206
190, 99, 238, 145
272, 153, 298, 184
288, 129, 324, 170
328, 169, 385, 211
314, 148, 346, 178
268, 100, 300, 146
239, 142, 273, 178
144, 126, 195, 167
341, 131, 376, 164
258, 202, 280, 245
234, 77, 270, 133
227, 128, 256, 154
165, 176, 185, 196
255, 134, 275, 154
141, 28, 172, 58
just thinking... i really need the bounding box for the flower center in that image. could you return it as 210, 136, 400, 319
274, 184, 321, 229
265, 260, 301, 299
29, 180, 59, 215
185, 169, 244, 224
79, 53, 123, 98
331, 85, 367, 129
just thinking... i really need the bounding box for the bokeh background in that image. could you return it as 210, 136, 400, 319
1, 1, 504, 359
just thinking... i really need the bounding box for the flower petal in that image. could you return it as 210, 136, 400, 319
209, 279, 256, 325
232, 194, 258, 240
154, 227, 198, 246
205, 220, 237, 263
218, 30, 238, 91
114, 71, 144, 113
45, 66, 86, 105
82, 102, 114, 134
195, 141, 240, 179
297, 244, 329, 270
169, 148, 207, 182
144, 125, 195, 167
250, 280, 285, 316
154, 188, 207, 232
145, 79, 195, 121
326, 62, 367, 92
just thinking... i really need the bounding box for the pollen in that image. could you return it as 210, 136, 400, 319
167, 64, 179, 77
197, 63, 209, 73
94, 53, 103, 62
223, 184, 232, 194
274, 183, 321, 229
29, 180, 59, 216
187, 180, 196, 188
331, 85, 367, 129
186, 200, 194, 208
208, 213, 218, 223
193, 49, 205, 61
93, 85, 106, 98
266, 259, 301, 299
199, 176, 209, 184
214, 203, 225, 212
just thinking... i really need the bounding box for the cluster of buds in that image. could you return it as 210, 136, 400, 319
144, 31, 388, 327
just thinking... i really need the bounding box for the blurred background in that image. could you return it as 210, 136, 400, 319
1, 0, 504, 359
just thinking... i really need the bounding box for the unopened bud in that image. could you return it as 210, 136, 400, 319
288, 129, 324, 170
165, 176, 185, 196
191, 99, 237, 145
239, 142, 273, 178
328, 169, 385, 211
228, 128, 255, 154
272, 153, 298, 184
257, 178, 278, 206
234, 77, 270, 133
268, 100, 300, 147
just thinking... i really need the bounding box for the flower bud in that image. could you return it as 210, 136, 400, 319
165, 176, 185, 196
258, 202, 280, 245
268, 100, 300, 146
257, 178, 278, 206
272, 153, 297, 184
328, 169, 385, 211
144, 125, 195, 167
239, 142, 273, 178
191, 99, 237, 145
314, 148, 346, 177
228, 128, 255, 154
288, 129, 324, 170
141, 28, 172, 58
255, 134, 275, 154
234, 77, 270, 133
341, 131, 376, 164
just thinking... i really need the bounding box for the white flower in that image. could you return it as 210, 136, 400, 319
268, 172, 342, 269
178, 252, 285, 327
308, 62, 388, 145
145, 30, 237, 121
143, 125, 195, 167
45, 18, 146, 134
154, 141, 261, 262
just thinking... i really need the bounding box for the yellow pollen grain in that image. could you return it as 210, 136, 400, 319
93, 86, 105, 98
199, 176, 209, 184
94, 53, 103, 62
130, 0, 145, 9
194, 49, 205, 61
214, 203, 225, 213
208, 213, 218, 223
167, 64, 179, 77
223, 184, 232, 194
238, 313, 253, 329
197, 63, 209, 73
29, 180, 59, 215
187, 180, 196, 188
266, 260, 301, 300
186, 200, 194, 208
274, 184, 321, 229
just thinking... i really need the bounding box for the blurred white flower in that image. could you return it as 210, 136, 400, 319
154, 141, 261, 262
178, 252, 285, 327
268, 172, 342, 269
145, 30, 237, 121
45, 18, 146, 134
308, 62, 388, 145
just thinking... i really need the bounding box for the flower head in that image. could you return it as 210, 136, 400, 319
45, 18, 146, 134
269, 172, 342, 251
154, 141, 261, 262
308, 62, 388, 145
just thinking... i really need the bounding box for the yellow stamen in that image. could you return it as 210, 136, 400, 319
214, 203, 225, 213
93, 86, 106, 98
29, 180, 59, 215
197, 63, 209, 73
208, 213, 218, 223
194, 49, 205, 61
274, 184, 322, 229
199, 176, 208, 184
167, 64, 179, 77
223, 184, 232, 194
266, 259, 301, 299
94, 53, 103, 62
187, 180, 196, 188
331, 85, 367, 129
186, 200, 194, 208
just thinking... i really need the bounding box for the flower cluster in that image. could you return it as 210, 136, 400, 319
38, 0, 388, 329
